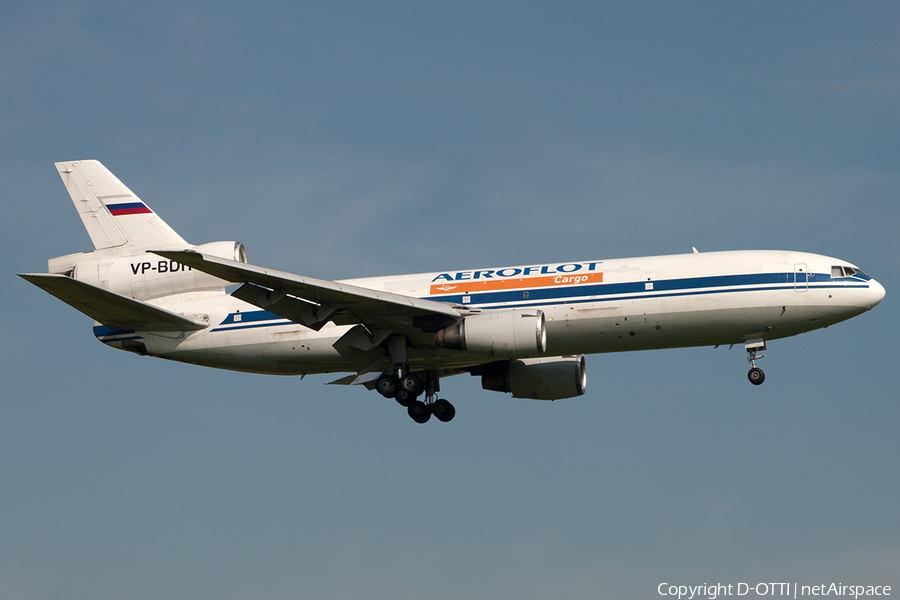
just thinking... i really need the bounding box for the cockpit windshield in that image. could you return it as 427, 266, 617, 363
831, 266, 868, 279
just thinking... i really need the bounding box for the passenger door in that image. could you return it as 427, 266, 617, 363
794, 263, 808, 292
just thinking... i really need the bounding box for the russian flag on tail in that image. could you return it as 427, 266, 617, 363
107, 201, 152, 216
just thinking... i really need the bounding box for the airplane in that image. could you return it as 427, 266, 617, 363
20, 160, 886, 423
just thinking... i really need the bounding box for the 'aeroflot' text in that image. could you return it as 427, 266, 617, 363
432, 262, 602, 282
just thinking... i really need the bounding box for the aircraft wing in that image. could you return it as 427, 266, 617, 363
152, 250, 461, 332
19, 273, 209, 332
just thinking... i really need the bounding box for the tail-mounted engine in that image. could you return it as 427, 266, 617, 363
480, 355, 587, 400
435, 308, 547, 358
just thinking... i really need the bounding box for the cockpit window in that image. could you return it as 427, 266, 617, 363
831, 266, 868, 278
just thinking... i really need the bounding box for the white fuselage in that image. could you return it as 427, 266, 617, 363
94, 250, 885, 376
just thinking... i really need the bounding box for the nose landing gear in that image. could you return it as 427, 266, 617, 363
745, 340, 766, 386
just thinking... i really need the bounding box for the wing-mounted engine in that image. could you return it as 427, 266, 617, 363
478, 355, 587, 400
435, 308, 547, 358
48, 241, 248, 300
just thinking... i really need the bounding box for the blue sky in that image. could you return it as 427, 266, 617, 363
2, 2, 898, 599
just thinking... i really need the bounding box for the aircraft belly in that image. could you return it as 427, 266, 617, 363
145, 324, 348, 375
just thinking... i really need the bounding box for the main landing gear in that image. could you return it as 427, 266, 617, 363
745, 340, 766, 386
375, 370, 456, 423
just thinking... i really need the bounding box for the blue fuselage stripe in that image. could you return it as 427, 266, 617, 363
426, 272, 869, 306
212, 320, 293, 332
207, 272, 869, 331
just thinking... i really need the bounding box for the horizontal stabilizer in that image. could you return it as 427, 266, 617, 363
18, 273, 209, 332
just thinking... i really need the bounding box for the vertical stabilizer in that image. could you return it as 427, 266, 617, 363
55, 160, 188, 251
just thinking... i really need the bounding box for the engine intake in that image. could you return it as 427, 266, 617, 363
481, 355, 587, 400
435, 308, 547, 358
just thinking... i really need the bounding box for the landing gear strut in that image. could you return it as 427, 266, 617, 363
745, 340, 766, 386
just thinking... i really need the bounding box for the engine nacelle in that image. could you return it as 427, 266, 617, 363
481, 355, 587, 400
192, 241, 248, 264
52, 241, 248, 301
435, 308, 547, 358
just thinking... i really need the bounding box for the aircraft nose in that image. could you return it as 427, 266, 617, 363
869, 279, 886, 309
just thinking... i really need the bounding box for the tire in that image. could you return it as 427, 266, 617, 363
375, 374, 398, 398
748, 367, 765, 385
407, 400, 431, 424
395, 388, 413, 407
431, 399, 456, 423
400, 373, 425, 396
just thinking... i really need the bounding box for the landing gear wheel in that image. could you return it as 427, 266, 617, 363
748, 367, 765, 385
394, 388, 415, 407
408, 400, 431, 424
400, 373, 425, 396
375, 374, 398, 398
431, 399, 456, 422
